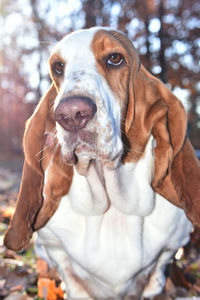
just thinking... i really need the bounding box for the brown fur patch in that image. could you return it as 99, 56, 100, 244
91, 30, 136, 118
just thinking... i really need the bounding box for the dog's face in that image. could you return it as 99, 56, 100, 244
49, 28, 138, 175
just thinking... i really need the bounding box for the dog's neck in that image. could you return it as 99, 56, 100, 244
66, 136, 155, 217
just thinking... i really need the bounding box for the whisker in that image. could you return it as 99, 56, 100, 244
34, 127, 57, 160
120, 119, 136, 132
39, 41, 56, 46
34, 145, 49, 158
50, 101, 55, 114
50, 127, 57, 138
39, 149, 52, 162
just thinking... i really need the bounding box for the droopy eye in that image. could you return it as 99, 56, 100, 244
52, 61, 64, 76
107, 53, 124, 67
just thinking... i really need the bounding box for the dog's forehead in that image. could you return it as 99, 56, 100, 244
57, 28, 96, 53
51, 27, 123, 61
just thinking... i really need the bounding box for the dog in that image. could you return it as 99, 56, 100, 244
4, 27, 200, 299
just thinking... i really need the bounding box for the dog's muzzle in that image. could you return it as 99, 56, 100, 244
54, 95, 97, 132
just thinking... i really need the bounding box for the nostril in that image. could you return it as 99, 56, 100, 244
60, 114, 70, 126
75, 112, 88, 127
61, 115, 68, 122
76, 111, 90, 123
76, 111, 86, 121
58, 114, 78, 129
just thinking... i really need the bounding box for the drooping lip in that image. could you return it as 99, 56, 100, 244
60, 126, 123, 175
62, 129, 98, 165
64, 129, 97, 150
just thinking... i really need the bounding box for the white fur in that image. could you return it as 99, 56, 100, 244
36, 28, 192, 299
36, 136, 191, 299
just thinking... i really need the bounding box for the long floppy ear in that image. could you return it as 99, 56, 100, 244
4, 84, 72, 251
149, 70, 200, 227
125, 62, 200, 227
33, 145, 73, 230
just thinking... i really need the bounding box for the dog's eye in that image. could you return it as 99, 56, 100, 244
53, 61, 64, 76
107, 53, 124, 67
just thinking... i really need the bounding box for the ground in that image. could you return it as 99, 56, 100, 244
0, 158, 200, 300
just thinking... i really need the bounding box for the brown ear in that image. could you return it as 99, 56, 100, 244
34, 145, 73, 230
125, 63, 200, 227
4, 84, 59, 251
124, 64, 170, 163
150, 73, 200, 227
169, 139, 200, 227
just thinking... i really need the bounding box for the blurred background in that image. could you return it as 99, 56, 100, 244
0, 1, 200, 299
0, 0, 200, 160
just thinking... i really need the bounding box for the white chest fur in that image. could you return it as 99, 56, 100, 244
37, 137, 191, 299
68, 136, 155, 217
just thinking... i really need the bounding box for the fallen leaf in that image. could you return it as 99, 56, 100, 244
36, 258, 60, 281
3, 207, 15, 218
165, 278, 176, 297
153, 294, 172, 300
0, 279, 6, 289
36, 258, 49, 277
170, 263, 192, 290
38, 278, 64, 300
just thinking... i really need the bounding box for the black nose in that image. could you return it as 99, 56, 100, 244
54, 96, 97, 132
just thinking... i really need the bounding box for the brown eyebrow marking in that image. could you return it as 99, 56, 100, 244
49, 53, 66, 91
49, 53, 66, 70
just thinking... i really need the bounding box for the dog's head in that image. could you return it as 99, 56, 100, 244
4, 27, 200, 251
49, 28, 138, 175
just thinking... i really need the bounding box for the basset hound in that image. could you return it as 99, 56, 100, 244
4, 27, 200, 299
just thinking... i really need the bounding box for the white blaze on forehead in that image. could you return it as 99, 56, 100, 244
52, 28, 100, 108
51, 28, 99, 66
51, 27, 118, 59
